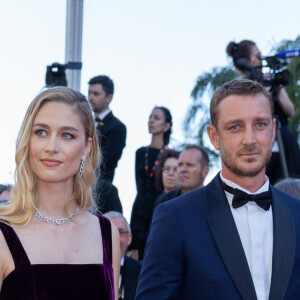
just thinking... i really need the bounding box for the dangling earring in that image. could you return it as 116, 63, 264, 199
79, 156, 86, 178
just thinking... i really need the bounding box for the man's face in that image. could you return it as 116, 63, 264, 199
207, 94, 275, 182
88, 84, 112, 114
177, 149, 207, 194
109, 217, 132, 258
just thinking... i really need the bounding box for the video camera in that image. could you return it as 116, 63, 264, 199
45, 61, 82, 87
236, 49, 300, 88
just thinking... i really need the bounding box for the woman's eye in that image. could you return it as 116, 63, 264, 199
35, 129, 47, 136
62, 132, 74, 139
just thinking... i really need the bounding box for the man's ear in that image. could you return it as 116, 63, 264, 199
202, 165, 209, 180
128, 233, 133, 247
207, 124, 220, 150
106, 94, 113, 105
272, 118, 276, 142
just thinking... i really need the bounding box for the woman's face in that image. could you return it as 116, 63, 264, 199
162, 157, 179, 193
247, 45, 262, 69
29, 102, 92, 185
148, 108, 169, 136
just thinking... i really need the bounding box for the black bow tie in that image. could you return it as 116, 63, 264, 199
222, 181, 272, 211
95, 117, 104, 126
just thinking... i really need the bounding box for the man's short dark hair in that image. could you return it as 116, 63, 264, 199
210, 79, 274, 128
183, 145, 209, 168
88, 75, 114, 96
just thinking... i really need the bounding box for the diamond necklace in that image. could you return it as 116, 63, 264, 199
34, 206, 79, 225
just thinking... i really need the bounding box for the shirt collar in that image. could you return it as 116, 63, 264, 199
95, 108, 111, 121
220, 172, 269, 194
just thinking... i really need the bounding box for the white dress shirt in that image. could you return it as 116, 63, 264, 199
95, 108, 111, 121
220, 173, 273, 300
118, 256, 124, 299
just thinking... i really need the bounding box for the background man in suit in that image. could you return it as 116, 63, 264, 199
104, 211, 142, 300
93, 180, 123, 214
154, 145, 209, 208
88, 75, 127, 182
135, 79, 300, 299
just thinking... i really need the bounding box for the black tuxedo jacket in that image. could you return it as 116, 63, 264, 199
122, 256, 142, 300
135, 174, 300, 299
96, 111, 126, 181
93, 180, 123, 214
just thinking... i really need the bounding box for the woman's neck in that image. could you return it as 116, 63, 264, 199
150, 134, 164, 149
35, 181, 77, 217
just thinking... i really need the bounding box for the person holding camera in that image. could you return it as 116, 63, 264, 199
226, 39, 300, 184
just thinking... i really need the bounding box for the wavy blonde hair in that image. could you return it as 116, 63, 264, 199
0, 87, 100, 226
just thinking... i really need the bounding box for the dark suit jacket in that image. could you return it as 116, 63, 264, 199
154, 188, 182, 209
96, 111, 126, 181
122, 256, 142, 300
93, 179, 123, 214
135, 174, 300, 300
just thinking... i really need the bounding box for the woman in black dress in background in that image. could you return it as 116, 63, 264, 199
130, 106, 172, 260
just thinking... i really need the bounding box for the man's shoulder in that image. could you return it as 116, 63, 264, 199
156, 189, 182, 205
105, 111, 126, 129
156, 174, 221, 215
124, 255, 142, 271
158, 186, 207, 214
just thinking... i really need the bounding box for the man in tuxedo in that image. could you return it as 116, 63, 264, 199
135, 79, 300, 299
88, 75, 127, 182
104, 211, 142, 300
93, 180, 123, 214
154, 145, 209, 208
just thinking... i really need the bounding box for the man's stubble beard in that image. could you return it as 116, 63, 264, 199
221, 144, 273, 177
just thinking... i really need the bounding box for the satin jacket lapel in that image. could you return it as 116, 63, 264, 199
205, 175, 257, 300
269, 187, 296, 300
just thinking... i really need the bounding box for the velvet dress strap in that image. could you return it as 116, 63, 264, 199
98, 215, 112, 264
0, 222, 31, 271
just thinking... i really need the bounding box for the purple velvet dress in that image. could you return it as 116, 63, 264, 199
0, 215, 115, 300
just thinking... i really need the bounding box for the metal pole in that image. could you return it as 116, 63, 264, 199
275, 118, 289, 178
65, 0, 84, 91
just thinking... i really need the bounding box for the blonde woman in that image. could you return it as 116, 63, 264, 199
0, 87, 120, 299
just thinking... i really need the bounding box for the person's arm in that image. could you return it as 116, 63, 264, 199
128, 148, 143, 259
0, 230, 12, 291
277, 86, 295, 118
102, 123, 127, 178
135, 202, 184, 299
111, 222, 121, 300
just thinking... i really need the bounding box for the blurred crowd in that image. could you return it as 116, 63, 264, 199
1, 39, 300, 300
